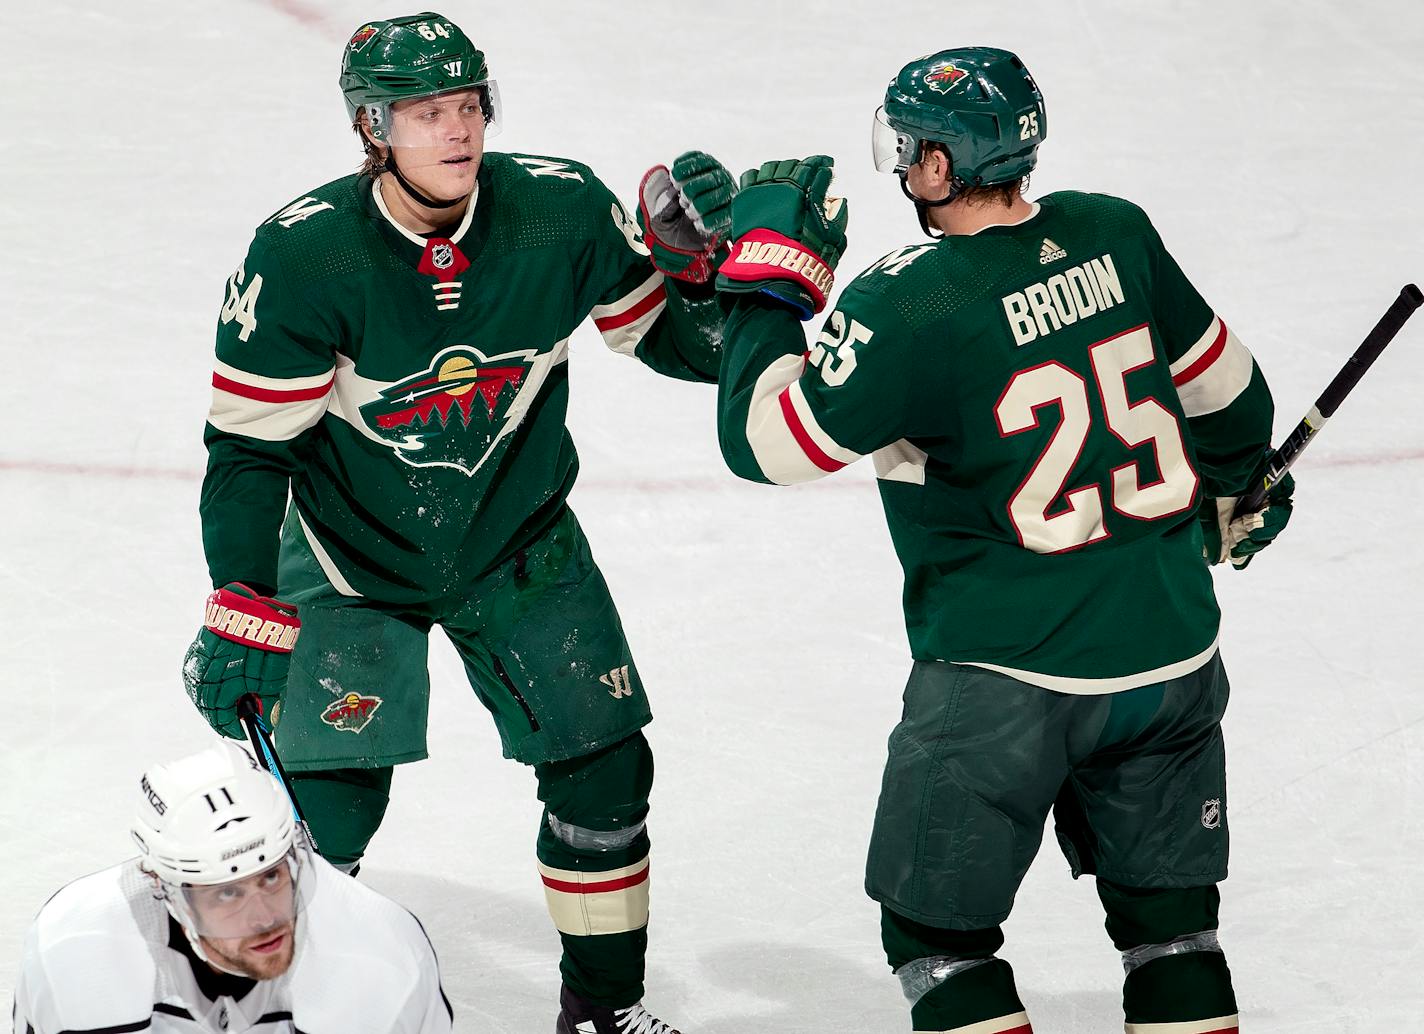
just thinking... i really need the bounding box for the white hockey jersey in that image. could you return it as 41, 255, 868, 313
13, 855, 453, 1034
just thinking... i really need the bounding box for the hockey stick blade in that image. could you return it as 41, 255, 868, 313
236, 694, 321, 856
1234, 283, 1421, 516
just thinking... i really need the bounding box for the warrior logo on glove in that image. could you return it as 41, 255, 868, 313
184, 585, 301, 740
716, 155, 850, 320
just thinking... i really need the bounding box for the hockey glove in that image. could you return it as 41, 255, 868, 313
715, 155, 849, 320
182, 584, 301, 738
1199, 470, 1295, 568
637, 150, 736, 284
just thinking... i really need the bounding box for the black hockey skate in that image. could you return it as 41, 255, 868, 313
555, 984, 682, 1034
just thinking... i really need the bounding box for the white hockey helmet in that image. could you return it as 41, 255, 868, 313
131, 741, 296, 886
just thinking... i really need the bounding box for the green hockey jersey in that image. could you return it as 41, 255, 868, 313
202, 153, 723, 602
719, 191, 1275, 692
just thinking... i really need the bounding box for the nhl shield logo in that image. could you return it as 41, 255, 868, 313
359, 344, 538, 476
321, 693, 382, 734
923, 62, 969, 94
431, 243, 454, 270
1201, 798, 1222, 830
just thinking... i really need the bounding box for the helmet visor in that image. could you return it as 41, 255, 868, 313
378, 80, 503, 148
872, 106, 916, 174
175, 845, 312, 940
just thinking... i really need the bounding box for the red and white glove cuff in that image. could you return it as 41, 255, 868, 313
203, 586, 301, 652
718, 229, 835, 313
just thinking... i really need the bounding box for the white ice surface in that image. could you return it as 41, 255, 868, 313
2, 2, 1422, 1031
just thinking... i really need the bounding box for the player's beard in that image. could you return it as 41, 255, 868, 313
200, 920, 297, 980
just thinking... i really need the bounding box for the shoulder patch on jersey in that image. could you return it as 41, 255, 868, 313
489, 151, 598, 192
247, 174, 379, 291
256, 174, 364, 235
862, 243, 938, 280
484, 152, 620, 249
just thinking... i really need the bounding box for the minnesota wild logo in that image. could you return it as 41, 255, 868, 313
923, 62, 969, 94
348, 24, 379, 51
360, 344, 537, 475
320, 693, 382, 734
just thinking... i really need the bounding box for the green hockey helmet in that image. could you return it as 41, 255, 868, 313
340, 13, 501, 142
872, 47, 1045, 187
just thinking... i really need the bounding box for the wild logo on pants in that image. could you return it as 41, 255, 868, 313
321, 692, 383, 733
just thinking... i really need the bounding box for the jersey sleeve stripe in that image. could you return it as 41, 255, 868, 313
211, 371, 334, 404
591, 271, 665, 329
209, 384, 330, 442
743, 355, 862, 484
1170, 316, 1228, 386
213, 359, 336, 393
1168, 317, 1255, 417
778, 383, 856, 472
591, 272, 669, 356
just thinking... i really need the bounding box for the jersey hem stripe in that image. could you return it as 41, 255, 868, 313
959, 637, 1218, 695
296, 512, 362, 598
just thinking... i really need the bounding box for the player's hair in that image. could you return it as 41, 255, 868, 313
354, 116, 388, 177
961, 177, 1026, 207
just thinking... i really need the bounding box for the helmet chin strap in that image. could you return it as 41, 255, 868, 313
899, 172, 968, 239
383, 148, 468, 211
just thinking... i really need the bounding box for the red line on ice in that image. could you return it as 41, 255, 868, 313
3, 449, 1422, 486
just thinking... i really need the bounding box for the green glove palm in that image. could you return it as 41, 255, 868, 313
182, 583, 301, 738
715, 155, 850, 319
1199, 470, 1295, 568
636, 150, 735, 283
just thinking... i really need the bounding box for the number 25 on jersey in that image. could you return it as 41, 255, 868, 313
809, 310, 873, 386
995, 324, 1197, 554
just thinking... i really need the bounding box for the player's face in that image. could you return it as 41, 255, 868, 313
188, 862, 298, 980
387, 88, 487, 202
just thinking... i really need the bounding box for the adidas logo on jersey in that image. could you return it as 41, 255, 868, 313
1039, 238, 1067, 265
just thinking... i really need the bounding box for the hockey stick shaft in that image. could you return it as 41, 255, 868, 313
1234, 283, 1422, 516
237, 694, 320, 856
